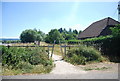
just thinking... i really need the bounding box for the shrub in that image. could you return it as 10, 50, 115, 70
2, 46, 53, 75
2, 46, 23, 67
65, 45, 104, 65
81, 35, 120, 62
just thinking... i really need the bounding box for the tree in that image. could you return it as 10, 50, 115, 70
73, 29, 78, 34
20, 29, 37, 43
65, 34, 75, 40
37, 30, 46, 41
110, 24, 120, 38
69, 28, 72, 33
45, 29, 65, 44
79, 30, 82, 34
20, 29, 45, 43
36, 34, 42, 45
58, 28, 63, 33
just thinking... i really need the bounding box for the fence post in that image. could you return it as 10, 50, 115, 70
59, 41, 64, 59
69, 46, 70, 50
51, 40, 56, 58
48, 45, 50, 59
64, 44, 66, 58
7, 45, 10, 49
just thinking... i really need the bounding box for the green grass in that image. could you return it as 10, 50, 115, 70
2, 64, 54, 75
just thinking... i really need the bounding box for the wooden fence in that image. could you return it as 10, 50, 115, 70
4, 44, 80, 59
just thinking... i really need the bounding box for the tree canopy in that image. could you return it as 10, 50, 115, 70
20, 29, 45, 43
20, 27, 81, 43
45, 29, 65, 44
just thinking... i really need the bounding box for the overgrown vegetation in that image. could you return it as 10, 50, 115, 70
66, 24, 120, 62
1, 46, 53, 75
65, 45, 105, 65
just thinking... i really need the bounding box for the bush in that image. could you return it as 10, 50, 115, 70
16, 61, 33, 73
81, 36, 120, 62
65, 45, 104, 65
2, 46, 23, 67
2, 46, 53, 75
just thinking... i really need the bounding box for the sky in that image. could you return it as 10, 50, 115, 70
1, 1, 119, 38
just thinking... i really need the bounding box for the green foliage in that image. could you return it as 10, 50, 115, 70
1, 45, 53, 75
45, 29, 65, 44
2, 46, 53, 70
110, 24, 120, 38
20, 29, 37, 43
3, 63, 53, 75
65, 45, 104, 65
65, 34, 75, 40
67, 40, 81, 44
35, 29, 46, 41
78, 24, 120, 62
73, 29, 78, 34
58, 28, 80, 40
20, 29, 45, 43
20, 28, 80, 44
16, 61, 33, 73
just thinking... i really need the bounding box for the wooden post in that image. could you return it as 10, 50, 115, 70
48, 45, 50, 59
64, 44, 66, 58
51, 40, 56, 58
38, 41, 40, 46
59, 40, 64, 59
69, 46, 70, 50
7, 45, 10, 49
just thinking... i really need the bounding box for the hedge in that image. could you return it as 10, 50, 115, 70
67, 36, 120, 62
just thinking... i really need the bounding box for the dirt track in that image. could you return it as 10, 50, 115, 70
50, 54, 87, 74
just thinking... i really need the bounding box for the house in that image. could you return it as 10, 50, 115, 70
78, 17, 120, 39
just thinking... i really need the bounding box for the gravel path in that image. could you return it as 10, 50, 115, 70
2, 54, 118, 79
50, 54, 86, 74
